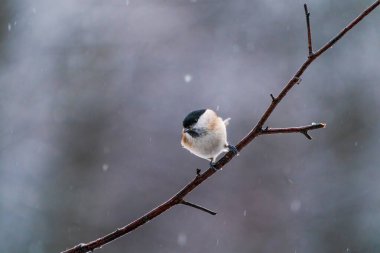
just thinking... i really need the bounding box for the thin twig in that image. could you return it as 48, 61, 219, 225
302, 131, 313, 140
260, 123, 326, 140
60, 2, 380, 253
304, 4, 313, 56
180, 200, 217, 215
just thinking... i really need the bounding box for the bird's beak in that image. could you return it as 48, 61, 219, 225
184, 128, 190, 133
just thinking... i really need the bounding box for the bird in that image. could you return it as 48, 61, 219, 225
181, 109, 238, 170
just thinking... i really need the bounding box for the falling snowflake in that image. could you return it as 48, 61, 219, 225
184, 74, 192, 83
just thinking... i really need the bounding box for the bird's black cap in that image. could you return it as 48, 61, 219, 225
183, 109, 206, 128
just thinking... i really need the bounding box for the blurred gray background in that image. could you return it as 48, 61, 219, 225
1, 0, 380, 252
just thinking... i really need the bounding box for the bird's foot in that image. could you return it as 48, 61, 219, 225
209, 161, 218, 171
227, 144, 239, 156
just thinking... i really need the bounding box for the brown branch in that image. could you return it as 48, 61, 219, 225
260, 123, 326, 140
60, 2, 380, 253
304, 4, 314, 56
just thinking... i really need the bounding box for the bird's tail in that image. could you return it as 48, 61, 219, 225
223, 118, 231, 126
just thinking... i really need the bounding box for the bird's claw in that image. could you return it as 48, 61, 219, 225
227, 145, 239, 156
209, 161, 218, 171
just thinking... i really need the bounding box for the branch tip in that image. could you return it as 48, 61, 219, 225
304, 4, 309, 15
303, 3, 313, 56
270, 94, 276, 102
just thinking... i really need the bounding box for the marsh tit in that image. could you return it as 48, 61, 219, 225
181, 109, 238, 170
